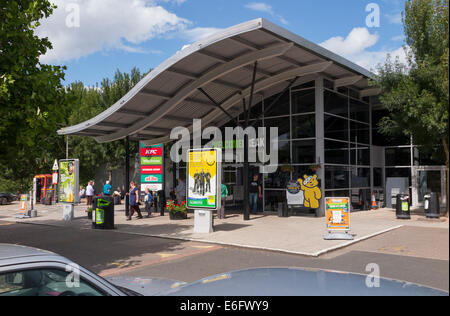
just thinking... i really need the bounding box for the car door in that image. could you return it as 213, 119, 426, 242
0, 261, 125, 296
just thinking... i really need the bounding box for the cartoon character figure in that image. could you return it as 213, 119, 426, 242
299, 175, 322, 209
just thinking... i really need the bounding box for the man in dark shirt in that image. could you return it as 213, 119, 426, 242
249, 174, 262, 214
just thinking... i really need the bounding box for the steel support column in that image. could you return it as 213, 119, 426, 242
243, 61, 258, 221
315, 77, 326, 217
125, 136, 130, 217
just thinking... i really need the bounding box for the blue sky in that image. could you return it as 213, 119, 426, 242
36, 0, 407, 86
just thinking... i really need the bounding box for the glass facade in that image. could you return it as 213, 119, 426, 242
323, 88, 371, 209
173, 78, 446, 215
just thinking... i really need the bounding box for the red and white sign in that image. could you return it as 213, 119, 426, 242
52, 172, 58, 185
141, 166, 163, 174
140, 147, 162, 157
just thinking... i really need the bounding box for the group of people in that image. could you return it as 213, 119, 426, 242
193, 169, 211, 196
78, 180, 96, 206
77, 173, 261, 222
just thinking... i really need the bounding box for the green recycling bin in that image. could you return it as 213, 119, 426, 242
92, 196, 115, 230
396, 194, 411, 219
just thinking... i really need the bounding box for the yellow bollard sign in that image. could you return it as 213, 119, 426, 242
19, 195, 28, 214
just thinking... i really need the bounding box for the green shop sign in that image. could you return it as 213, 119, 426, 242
141, 157, 163, 165
141, 174, 163, 183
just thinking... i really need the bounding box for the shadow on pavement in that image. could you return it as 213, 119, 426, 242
0, 219, 198, 275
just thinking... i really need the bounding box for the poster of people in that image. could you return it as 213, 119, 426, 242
187, 149, 221, 210
59, 159, 79, 204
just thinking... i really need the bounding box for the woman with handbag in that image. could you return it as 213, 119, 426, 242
127, 182, 143, 221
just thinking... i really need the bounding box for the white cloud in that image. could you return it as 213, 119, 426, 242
245, 2, 288, 25
180, 27, 224, 43
320, 27, 407, 71
37, 0, 190, 63
385, 12, 402, 24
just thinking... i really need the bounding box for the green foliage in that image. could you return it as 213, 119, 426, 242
65, 68, 145, 186
0, 0, 149, 192
375, 0, 449, 213
375, 0, 449, 160
0, 0, 67, 192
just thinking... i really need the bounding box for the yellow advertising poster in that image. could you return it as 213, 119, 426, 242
187, 149, 219, 209
326, 197, 350, 231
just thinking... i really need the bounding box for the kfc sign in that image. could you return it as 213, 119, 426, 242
140, 147, 162, 157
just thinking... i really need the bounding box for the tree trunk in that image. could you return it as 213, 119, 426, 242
443, 138, 449, 217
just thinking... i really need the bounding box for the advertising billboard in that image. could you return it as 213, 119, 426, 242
59, 159, 79, 204
187, 149, 221, 210
140, 143, 164, 192
325, 197, 351, 231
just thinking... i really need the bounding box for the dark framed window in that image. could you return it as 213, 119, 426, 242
264, 116, 290, 141
292, 140, 315, 164
386, 167, 412, 186
385, 147, 411, 166
351, 167, 370, 188
292, 114, 315, 139
264, 168, 291, 189
268, 140, 290, 164
325, 165, 350, 189
374, 167, 383, 187
265, 92, 290, 117
350, 121, 370, 145
291, 89, 315, 114
325, 140, 349, 165
350, 98, 369, 123
350, 144, 370, 166
324, 89, 348, 118
324, 114, 349, 141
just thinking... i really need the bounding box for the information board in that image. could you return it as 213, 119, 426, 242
187, 149, 221, 210
325, 197, 351, 231
59, 159, 79, 204
140, 143, 164, 192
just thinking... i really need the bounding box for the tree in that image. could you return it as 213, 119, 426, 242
66, 68, 146, 187
0, 0, 66, 192
375, 0, 449, 214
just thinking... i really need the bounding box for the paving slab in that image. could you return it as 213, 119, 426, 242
1, 202, 448, 257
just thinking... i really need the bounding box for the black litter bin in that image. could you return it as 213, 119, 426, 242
92, 196, 115, 229
158, 190, 166, 216
424, 192, 440, 219
396, 194, 410, 219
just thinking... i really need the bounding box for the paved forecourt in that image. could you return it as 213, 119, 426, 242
1, 202, 448, 257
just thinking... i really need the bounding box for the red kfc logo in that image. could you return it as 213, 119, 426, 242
141, 147, 162, 157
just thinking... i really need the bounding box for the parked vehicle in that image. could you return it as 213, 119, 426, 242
0, 244, 140, 296
0, 193, 15, 205
0, 244, 447, 296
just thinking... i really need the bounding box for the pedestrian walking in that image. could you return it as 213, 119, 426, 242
249, 174, 262, 214
144, 188, 154, 218
218, 183, 228, 219
103, 180, 112, 196
86, 181, 95, 208
175, 178, 186, 205
127, 182, 143, 221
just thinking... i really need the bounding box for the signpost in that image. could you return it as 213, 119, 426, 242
59, 159, 79, 221
187, 148, 221, 233
323, 197, 354, 240
140, 143, 164, 193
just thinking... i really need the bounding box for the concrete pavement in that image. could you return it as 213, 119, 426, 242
1, 201, 448, 257
0, 220, 448, 291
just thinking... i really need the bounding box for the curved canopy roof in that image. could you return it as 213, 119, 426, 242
58, 18, 380, 145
